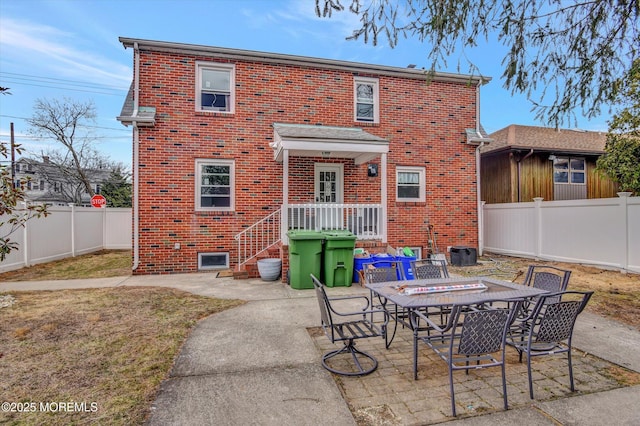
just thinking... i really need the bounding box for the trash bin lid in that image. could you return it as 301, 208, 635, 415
287, 230, 326, 240
323, 230, 356, 240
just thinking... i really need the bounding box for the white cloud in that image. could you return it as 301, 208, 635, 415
0, 17, 131, 89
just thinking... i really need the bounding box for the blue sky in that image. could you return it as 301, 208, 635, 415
0, 0, 612, 168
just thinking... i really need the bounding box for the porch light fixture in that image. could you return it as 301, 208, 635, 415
549, 154, 557, 161
367, 163, 378, 177
321, 151, 331, 157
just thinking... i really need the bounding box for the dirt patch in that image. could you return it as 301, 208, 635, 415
448, 254, 640, 331
352, 405, 400, 426
0, 287, 244, 425
0, 250, 131, 281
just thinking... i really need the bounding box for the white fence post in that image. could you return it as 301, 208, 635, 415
533, 197, 544, 258
22, 202, 30, 267
68, 203, 76, 257
102, 204, 107, 249
618, 192, 631, 271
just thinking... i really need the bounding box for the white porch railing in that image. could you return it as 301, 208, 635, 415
287, 203, 382, 239
234, 208, 281, 270
234, 203, 383, 271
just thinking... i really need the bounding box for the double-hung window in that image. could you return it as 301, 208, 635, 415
196, 62, 235, 113
354, 77, 379, 123
553, 157, 585, 185
196, 159, 235, 211
396, 166, 425, 202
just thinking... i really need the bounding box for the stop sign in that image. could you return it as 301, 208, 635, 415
91, 194, 107, 208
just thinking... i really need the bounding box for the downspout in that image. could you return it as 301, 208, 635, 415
475, 81, 484, 256
516, 149, 534, 202
131, 42, 140, 271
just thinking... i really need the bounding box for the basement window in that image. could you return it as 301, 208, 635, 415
198, 253, 229, 270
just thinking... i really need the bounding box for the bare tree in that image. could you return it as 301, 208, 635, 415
316, 0, 640, 127
28, 148, 118, 205
27, 98, 98, 199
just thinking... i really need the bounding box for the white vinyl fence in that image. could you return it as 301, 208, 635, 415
482, 194, 640, 273
0, 205, 131, 273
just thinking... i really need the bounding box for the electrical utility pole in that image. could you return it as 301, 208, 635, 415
10, 122, 16, 185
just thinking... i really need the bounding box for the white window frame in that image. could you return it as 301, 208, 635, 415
354, 76, 379, 123
198, 252, 229, 270
396, 166, 426, 202
195, 159, 235, 211
196, 62, 235, 113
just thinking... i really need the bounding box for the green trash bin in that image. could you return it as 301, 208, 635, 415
322, 230, 357, 287
287, 230, 325, 290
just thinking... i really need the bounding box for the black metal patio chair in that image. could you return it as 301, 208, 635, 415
411, 299, 523, 417
361, 260, 406, 347
311, 274, 389, 376
410, 257, 452, 326
516, 264, 573, 317
361, 260, 406, 283
411, 257, 449, 279
507, 290, 593, 399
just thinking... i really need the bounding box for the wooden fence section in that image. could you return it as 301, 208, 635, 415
482, 194, 639, 273
0, 205, 131, 273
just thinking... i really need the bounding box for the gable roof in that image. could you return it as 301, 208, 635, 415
118, 37, 490, 86
483, 124, 607, 155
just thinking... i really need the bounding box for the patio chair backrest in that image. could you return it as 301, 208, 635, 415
457, 308, 511, 355
523, 265, 571, 292
361, 260, 404, 283
411, 258, 449, 279
531, 291, 593, 344
312, 274, 334, 338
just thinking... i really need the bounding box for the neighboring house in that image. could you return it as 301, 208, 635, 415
13, 157, 111, 206
117, 37, 491, 277
481, 125, 619, 204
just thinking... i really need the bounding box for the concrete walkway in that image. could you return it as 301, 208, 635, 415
2, 274, 639, 425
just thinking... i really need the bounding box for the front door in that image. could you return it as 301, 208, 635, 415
314, 163, 343, 229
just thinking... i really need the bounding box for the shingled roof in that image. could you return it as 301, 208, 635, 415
482, 124, 607, 155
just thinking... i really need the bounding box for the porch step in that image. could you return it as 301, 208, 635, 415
237, 245, 283, 280
233, 270, 249, 280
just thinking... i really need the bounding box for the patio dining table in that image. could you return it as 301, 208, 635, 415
365, 276, 549, 347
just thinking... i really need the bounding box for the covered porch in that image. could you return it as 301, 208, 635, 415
270, 123, 390, 244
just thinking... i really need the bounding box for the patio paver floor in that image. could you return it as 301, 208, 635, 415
309, 324, 640, 425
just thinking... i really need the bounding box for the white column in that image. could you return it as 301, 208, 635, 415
282, 149, 289, 244
381, 153, 388, 243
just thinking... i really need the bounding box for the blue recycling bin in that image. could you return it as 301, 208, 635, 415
372, 253, 395, 267
396, 254, 417, 280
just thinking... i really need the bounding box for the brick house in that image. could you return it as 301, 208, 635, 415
117, 37, 491, 277
481, 125, 619, 203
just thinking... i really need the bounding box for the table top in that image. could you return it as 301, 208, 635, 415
365, 276, 547, 309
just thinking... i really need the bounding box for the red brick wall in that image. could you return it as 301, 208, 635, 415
132, 50, 479, 274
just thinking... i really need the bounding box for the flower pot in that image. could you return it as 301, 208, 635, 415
257, 258, 282, 281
